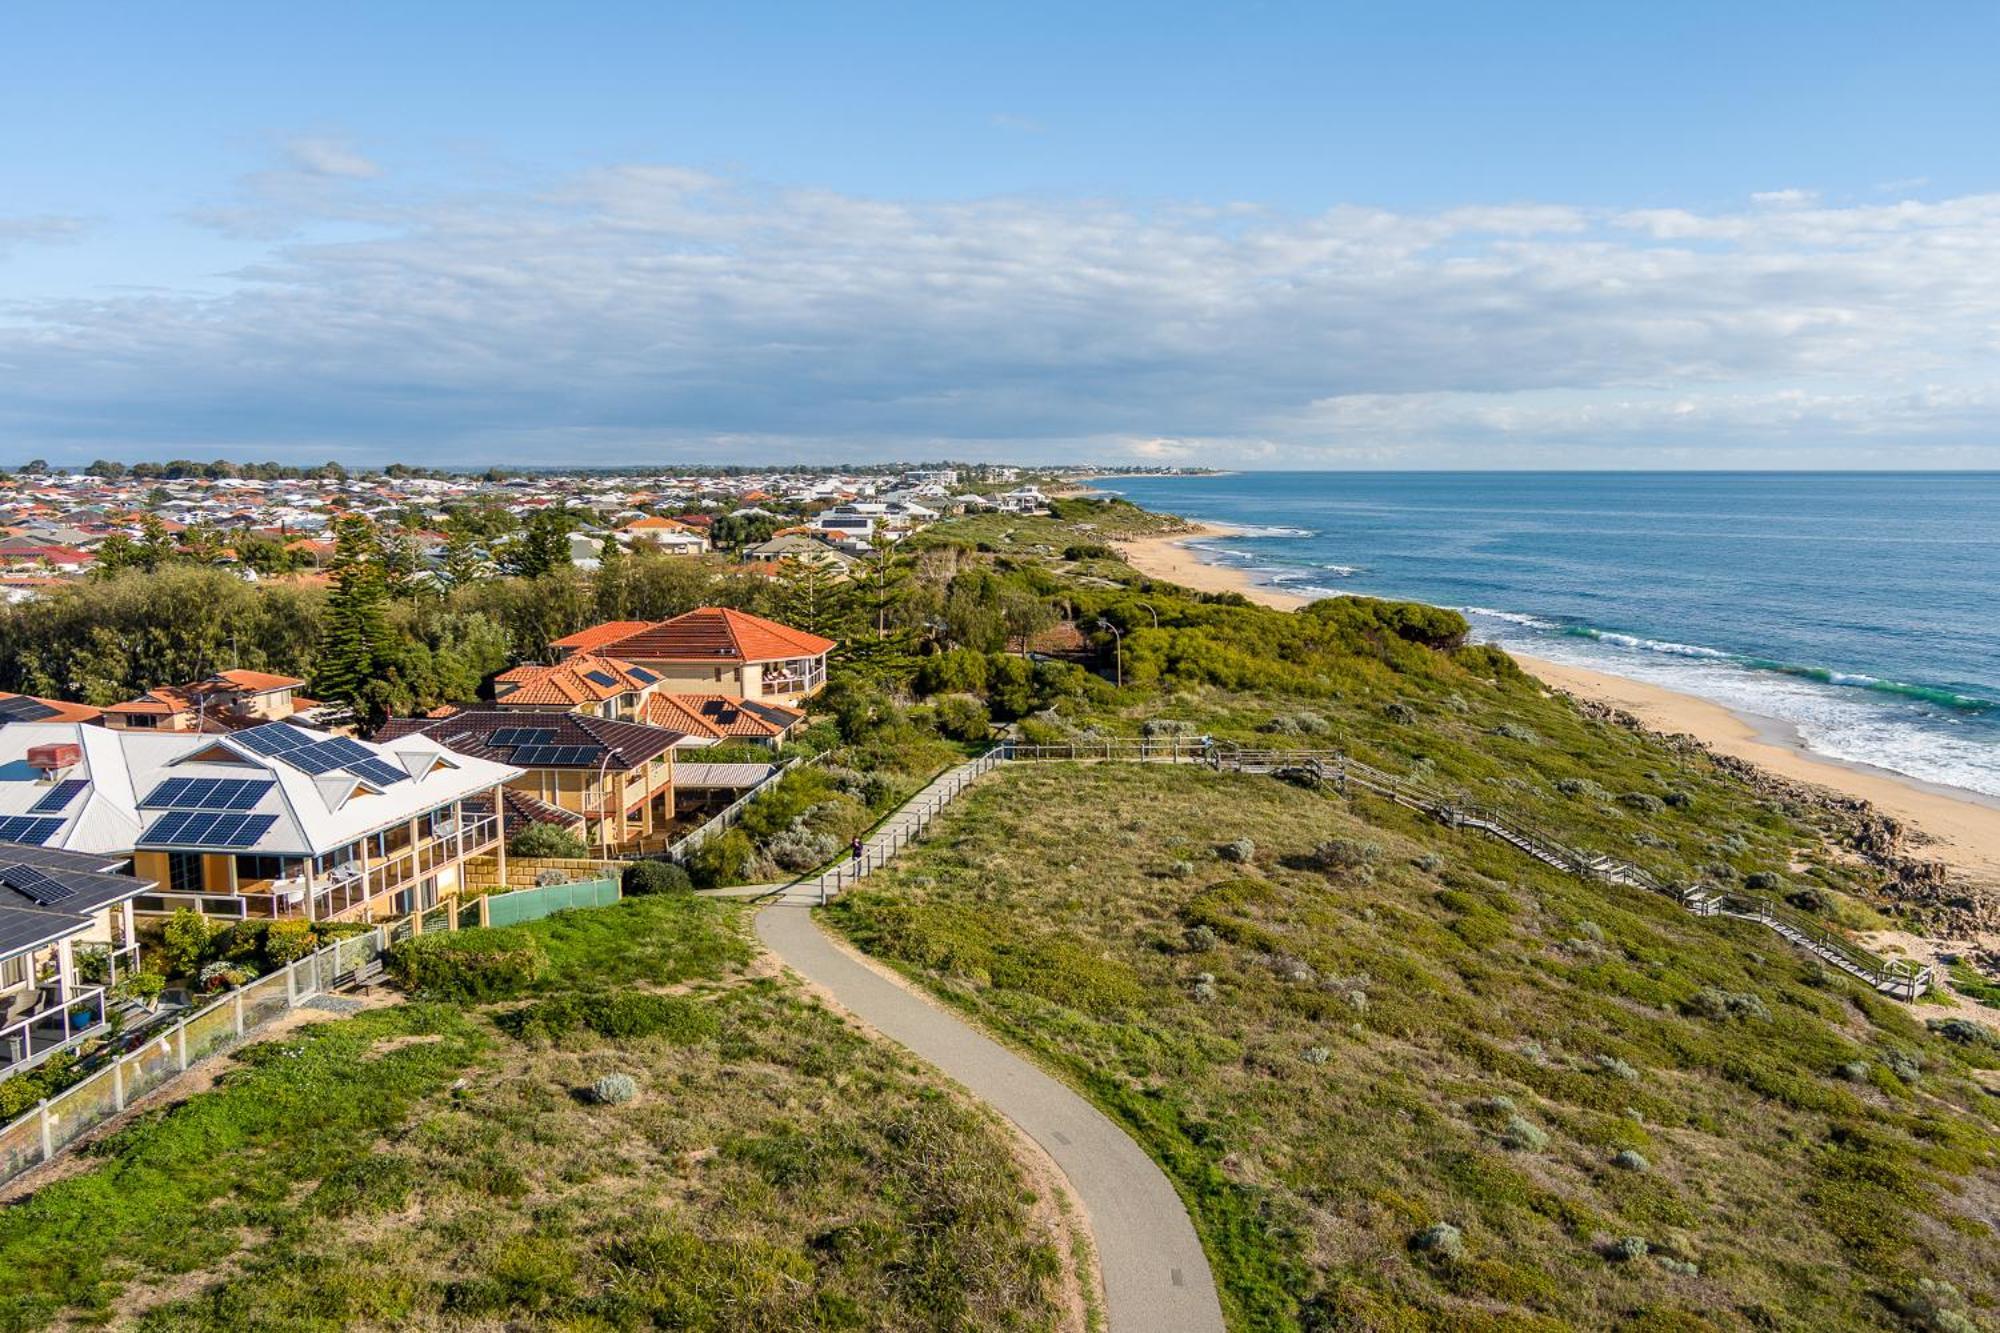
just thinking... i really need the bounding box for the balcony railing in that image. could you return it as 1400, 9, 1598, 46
0, 984, 109, 1077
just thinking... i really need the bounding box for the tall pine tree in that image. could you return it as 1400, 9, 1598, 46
316, 515, 394, 719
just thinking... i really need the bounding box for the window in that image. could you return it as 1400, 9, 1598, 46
167, 852, 205, 895
235, 855, 300, 883
0, 954, 27, 991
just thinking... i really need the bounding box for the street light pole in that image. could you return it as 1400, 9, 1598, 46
1097, 618, 1124, 688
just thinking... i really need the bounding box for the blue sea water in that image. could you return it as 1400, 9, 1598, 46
1103, 472, 2000, 799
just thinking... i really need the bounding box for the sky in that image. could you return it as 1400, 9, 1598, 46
3, 1, 1998, 470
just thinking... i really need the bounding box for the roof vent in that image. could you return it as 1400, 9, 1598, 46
26, 743, 82, 776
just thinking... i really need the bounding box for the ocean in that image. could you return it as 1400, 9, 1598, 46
1102, 472, 2000, 800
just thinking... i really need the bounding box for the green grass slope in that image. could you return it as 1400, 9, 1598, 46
0, 896, 1068, 1332
828, 761, 2000, 1331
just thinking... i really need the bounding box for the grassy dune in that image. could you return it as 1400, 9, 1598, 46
829, 761, 2000, 1330
0, 897, 1067, 1332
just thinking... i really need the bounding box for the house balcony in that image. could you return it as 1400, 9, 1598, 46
0, 980, 110, 1077
761, 658, 827, 697
314, 814, 501, 922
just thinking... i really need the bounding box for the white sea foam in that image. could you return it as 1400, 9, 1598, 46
1463, 606, 1560, 630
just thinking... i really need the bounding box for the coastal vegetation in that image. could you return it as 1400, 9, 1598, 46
0, 895, 1072, 1330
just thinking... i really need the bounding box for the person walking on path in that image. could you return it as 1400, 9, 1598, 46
850, 836, 865, 870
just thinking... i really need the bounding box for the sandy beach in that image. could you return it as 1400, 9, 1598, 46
1117, 524, 2000, 886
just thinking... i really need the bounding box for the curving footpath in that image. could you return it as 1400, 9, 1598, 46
754, 904, 1226, 1333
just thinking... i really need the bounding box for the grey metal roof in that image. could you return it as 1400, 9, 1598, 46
0, 841, 153, 961
672, 762, 779, 790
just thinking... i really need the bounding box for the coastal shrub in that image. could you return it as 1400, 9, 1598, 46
1663, 788, 1694, 809
686, 829, 759, 888
933, 692, 992, 742
1928, 1018, 2000, 1050
1744, 871, 1783, 892
1613, 1150, 1650, 1172
623, 860, 691, 896
1306, 837, 1382, 876
386, 927, 548, 1000
1500, 1115, 1550, 1152
1062, 543, 1115, 561
1836, 1061, 1871, 1082
1896, 1279, 1982, 1333
1492, 722, 1540, 744
588, 1073, 639, 1106
915, 648, 990, 696
1786, 886, 1832, 914
1217, 837, 1256, 863
1618, 792, 1664, 813
1383, 702, 1416, 725
263, 919, 318, 966
1142, 717, 1197, 738
505, 991, 717, 1044
1411, 1223, 1465, 1262
510, 821, 588, 859
1182, 924, 1219, 953
1606, 1236, 1650, 1263
767, 825, 838, 872
1556, 777, 1610, 800
1686, 987, 1771, 1021
1595, 1054, 1641, 1082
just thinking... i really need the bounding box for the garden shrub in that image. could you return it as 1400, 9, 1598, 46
589, 1073, 639, 1105
264, 919, 319, 966
510, 821, 588, 859
160, 908, 214, 979
914, 647, 990, 696
386, 927, 548, 1000
686, 828, 759, 888
623, 860, 692, 896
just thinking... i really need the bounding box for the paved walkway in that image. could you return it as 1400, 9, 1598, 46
755, 905, 1226, 1333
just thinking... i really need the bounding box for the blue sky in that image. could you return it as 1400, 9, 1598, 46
3, 2, 1998, 467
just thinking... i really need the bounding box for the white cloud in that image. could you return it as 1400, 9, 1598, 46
282, 136, 381, 180
5, 167, 2000, 466
0, 214, 88, 260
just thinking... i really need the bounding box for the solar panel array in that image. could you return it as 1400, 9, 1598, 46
348, 757, 411, 788
142, 777, 272, 810
583, 669, 619, 688
489, 727, 556, 747
627, 666, 659, 684
0, 695, 59, 723
145, 810, 280, 849
233, 724, 409, 787
0, 816, 64, 845
0, 862, 92, 906
29, 779, 89, 813
512, 744, 596, 766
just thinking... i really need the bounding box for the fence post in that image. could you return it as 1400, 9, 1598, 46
233, 991, 245, 1036
285, 960, 297, 1007
37, 1101, 51, 1162
112, 1056, 125, 1112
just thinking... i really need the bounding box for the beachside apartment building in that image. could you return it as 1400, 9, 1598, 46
0, 721, 517, 925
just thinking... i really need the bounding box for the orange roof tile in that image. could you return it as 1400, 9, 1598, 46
645, 692, 804, 740
583, 607, 835, 664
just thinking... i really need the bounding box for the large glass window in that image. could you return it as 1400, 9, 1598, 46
167, 852, 204, 895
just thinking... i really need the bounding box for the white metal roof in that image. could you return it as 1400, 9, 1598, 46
0, 722, 519, 858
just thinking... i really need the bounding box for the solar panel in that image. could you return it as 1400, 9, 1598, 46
234, 723, 316, 757
491, 727, 555, 748
144, 811, 277, 849
0, 696, 58, 723
510, 744, 553, 765
30, 779, 88, 813
583, 670, 618, 688
627, 667, 659, 684
142, 777, 272, 810
0, 863, 69, 905
0, 816, 64, 845
557, 746, 595, 765
284, 740, 354, 775
348, 757, 409, 787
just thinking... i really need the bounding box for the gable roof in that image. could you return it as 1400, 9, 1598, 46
0, 692, 103, 726
574, 607, 835, 665
548, 620, 654, 657
373, 710, 686, 771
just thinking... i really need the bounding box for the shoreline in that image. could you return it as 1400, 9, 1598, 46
1116, 523, 2000, 886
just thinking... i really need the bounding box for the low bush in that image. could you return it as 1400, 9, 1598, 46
504, 990, 718, 1043
589, 1073, 639, 1106
386, 928, 548, 1000
510, 821, 588, 859
623, 860, 692, 896
933, 693, 992, 742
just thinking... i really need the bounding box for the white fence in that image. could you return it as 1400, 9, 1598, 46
0, 924, 394, 1190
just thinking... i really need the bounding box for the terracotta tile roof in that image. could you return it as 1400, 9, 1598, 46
493, 655, 657, 707
0, 692, 103, 725
581, 607, 835, 664
210, 668, 306, 693
549, 620, 654, 657
645, 692, 804, 741
373, 709, 686, 770
497, 787, 585, 838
